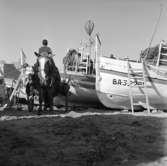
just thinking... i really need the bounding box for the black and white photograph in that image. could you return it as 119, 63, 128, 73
0, 0, 167, 165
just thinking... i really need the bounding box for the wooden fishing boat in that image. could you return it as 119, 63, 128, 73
95, 35, 167, 110
54, 47, 100, 106
55, 20, 101, 106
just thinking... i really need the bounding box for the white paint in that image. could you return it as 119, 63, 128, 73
96, 56, 167, 110
39, 57, 46, 79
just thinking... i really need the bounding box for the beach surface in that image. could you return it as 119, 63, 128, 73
0, 107, 167, 166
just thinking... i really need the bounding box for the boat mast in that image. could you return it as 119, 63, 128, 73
84, 20, 94, 74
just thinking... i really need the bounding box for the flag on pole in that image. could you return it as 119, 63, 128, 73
20, 49, 26, 66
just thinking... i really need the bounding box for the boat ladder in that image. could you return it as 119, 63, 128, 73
78, 53, 89, 74
127, 60, 150, 113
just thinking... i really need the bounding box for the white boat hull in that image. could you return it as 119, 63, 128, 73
96, 57, 167, 110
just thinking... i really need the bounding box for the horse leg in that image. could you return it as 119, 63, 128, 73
48, 87, 53, 111
43, 87, 49, 111
38, 99, 42, 115
28, 95, 34, 112
38, 90, 43, 115
38, 97, 42, 114
50, 96, 53, 111
65, 91, 69, 112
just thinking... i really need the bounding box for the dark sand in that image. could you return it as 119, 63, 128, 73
0, 108, 167, 166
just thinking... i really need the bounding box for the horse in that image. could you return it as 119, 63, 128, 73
29, 53, 61, 114
26, 52, 70, 114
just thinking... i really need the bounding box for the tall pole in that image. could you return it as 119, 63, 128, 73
84, 20, 94, 74
88, 36, 91, 74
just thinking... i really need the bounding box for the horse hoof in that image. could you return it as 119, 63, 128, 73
37, 111, 41, 115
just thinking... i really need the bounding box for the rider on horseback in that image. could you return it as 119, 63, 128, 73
34, 39, 61, 87
40, 39, 57, 74
39, 39, 52, 56
26, 39, 69, 113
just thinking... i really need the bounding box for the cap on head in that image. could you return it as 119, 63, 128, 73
42, 39, 48, 46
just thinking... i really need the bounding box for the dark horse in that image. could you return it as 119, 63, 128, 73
26, 53, 61, 114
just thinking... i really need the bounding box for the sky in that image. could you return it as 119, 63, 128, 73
0, 0, 167, 71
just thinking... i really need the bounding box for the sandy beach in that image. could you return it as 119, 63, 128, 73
0, 108, 167, 166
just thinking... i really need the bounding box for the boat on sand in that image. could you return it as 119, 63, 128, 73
95, 35, 167, 110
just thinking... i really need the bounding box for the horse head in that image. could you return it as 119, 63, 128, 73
37, 55, 53, 86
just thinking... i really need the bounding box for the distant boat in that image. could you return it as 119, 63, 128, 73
54, 48, 100, 106
0, 63, 20, 104
95, 35, 167, 110
54, 20, 101, 106
0, 63, 20, 88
